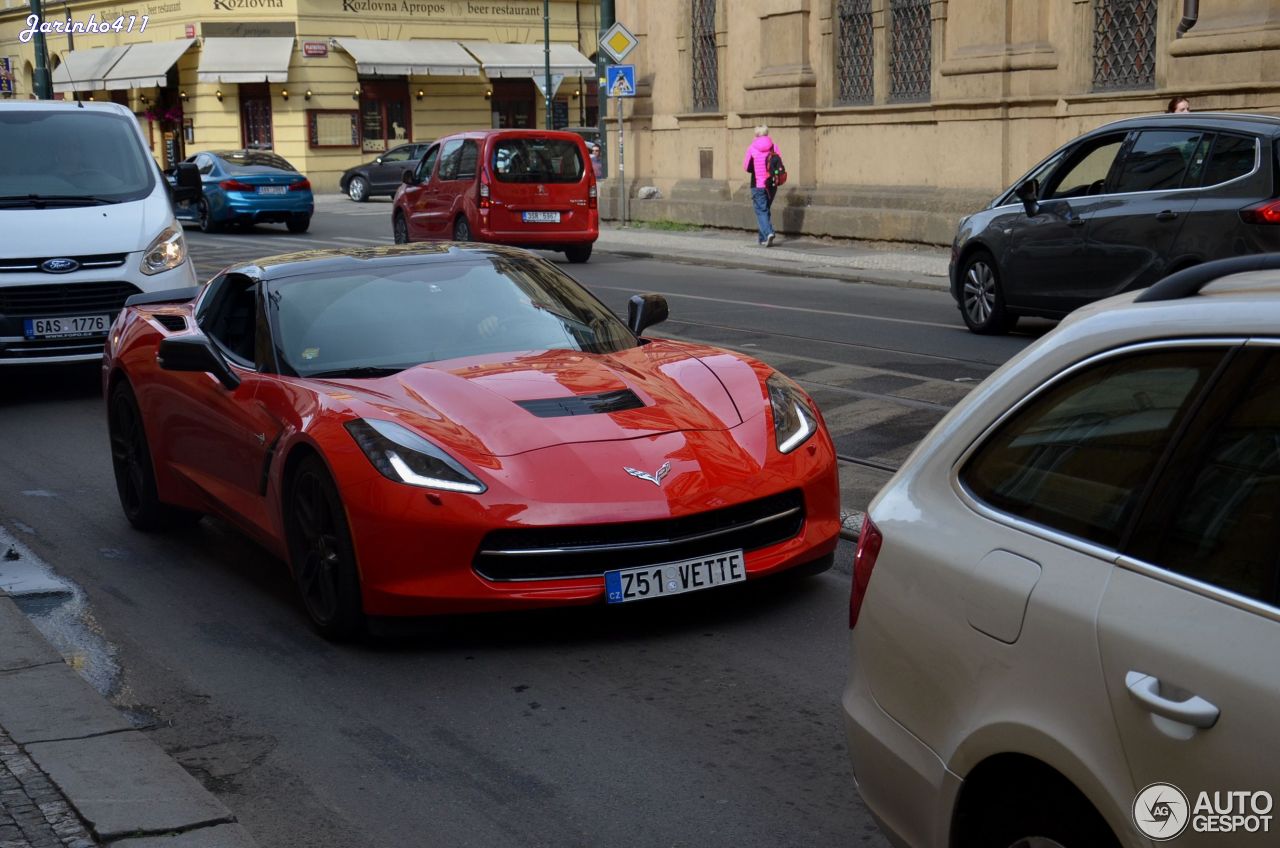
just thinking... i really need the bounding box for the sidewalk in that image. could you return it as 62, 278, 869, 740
594, 223, 952, 291
0, 531, 257, 848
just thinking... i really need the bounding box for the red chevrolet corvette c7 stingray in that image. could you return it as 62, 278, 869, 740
103, 244, 840, 638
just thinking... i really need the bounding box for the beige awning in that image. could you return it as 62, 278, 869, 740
197, 37, 294, 84
51, 45, 129, 93
460, 42, 595, 79
335, 38, 480, 77
102, 39, 195, 90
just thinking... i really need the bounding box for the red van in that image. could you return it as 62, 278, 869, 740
392, 129, 599, 263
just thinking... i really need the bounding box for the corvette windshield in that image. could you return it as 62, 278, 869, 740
271, 256, 639, 377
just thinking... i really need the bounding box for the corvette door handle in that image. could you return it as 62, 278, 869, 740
1125, 671, 1219, 729
1155, 210, 1179, 221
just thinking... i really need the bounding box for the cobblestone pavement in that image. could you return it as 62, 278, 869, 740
0, 730, 96, 848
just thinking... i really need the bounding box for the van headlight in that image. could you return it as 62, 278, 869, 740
345, 419, 487, 494
767, 373, 818, 454
141, 226, 187, 275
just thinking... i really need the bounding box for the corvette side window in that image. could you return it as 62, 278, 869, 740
960, 348, 1228, 549
198, 273, 260, 368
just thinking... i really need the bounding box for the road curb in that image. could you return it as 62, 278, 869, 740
0, 588, 258, 846
594, 244, 951, 293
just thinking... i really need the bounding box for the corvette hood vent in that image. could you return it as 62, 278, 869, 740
515, 388, 644, 418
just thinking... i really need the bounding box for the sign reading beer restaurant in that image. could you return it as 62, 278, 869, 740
338, 0, 541, 17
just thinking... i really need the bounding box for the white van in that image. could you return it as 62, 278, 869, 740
0, 100, 199, 364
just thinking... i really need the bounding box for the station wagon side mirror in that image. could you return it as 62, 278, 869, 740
158, 334, 241, 390
172, 162, 202, 205
627, 293, 669, 336
1015, 179, 1040, 217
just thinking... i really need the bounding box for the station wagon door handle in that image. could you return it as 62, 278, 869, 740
1155, 210, 1179, 221
1125, 671, 1219, 729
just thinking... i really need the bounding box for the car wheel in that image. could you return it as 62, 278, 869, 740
108, 380, 201, 532
393, 213, 410, 244
287, 215, 311, 234
959, 250, 1015, 335
286, 455, 365, 640
348, 176, 369, 202
564, 244, 593, 264
453, 216, 472, 241
962, 772, 1120, 848
197, 198, 219, 233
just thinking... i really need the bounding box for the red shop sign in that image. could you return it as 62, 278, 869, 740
303, 41, 328, 58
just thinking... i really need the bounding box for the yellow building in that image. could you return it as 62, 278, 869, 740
607, 0, 1280, 244
0, 0, 601, 190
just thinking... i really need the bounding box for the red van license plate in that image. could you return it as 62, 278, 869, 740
522, 211, 560, 223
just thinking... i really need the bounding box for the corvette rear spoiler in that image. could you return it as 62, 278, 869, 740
124, 286, 202, 308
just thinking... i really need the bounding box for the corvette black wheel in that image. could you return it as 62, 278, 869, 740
108, 381, 200, 531
287, 456, 365, 640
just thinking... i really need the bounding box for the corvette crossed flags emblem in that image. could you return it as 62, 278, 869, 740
623, 461, 672, 487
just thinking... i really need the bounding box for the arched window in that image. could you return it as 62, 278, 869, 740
691, 0, 719, 111
835, 0, 874, 105
1093, 0, 1156, 90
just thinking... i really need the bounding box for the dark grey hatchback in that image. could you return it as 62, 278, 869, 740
950, 112, 1280, 333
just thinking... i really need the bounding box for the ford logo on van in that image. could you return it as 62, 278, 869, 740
40, 258, 80, 274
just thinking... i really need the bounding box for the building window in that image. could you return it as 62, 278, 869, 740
240, 83, 273, 150
359, 79, 411, 153
490, 79, 536, 129
1093, 0, 1156, 91
889, 0, 931, 103
835, 0, 874, 105
691, 0, 719, 112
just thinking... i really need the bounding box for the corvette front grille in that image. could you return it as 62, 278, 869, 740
473, 489, 805, 581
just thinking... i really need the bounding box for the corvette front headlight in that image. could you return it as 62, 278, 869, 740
141, 226, 187, 275
345, 419, 487, 494
767, 373, 818, 454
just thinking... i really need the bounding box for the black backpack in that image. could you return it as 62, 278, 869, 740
766, 151, 787, 192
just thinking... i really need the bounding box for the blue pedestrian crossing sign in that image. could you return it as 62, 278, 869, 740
607, 65, 636, 98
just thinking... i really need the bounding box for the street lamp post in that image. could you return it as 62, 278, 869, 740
29, 0, 52, 99
543, 0, 552, 130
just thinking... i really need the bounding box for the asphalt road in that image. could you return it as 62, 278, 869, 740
0, 199, 1044, 847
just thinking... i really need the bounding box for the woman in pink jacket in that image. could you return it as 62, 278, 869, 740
743, 125, 778, 246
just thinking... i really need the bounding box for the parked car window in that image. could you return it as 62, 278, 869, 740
457, 140, 479, 180
1129, 350, 1280, 607
960, 348, 1227, 548
492, 138, 584, 183
381, 146, 414, 163
218, 151, 297, 173
1110, 130, 1203, 194
416, 144, 440, 181
198, 273, 261, 367
195, 154, 215, 176
437, 139, 464, 181
1042, 134, 1126, 199
1181, 133, 1215, 187
1201, 133, 1258, 187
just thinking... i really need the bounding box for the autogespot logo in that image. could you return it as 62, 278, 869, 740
1134, 783, 1190, 841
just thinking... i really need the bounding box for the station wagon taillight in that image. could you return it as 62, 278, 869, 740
219, 179, 254, 193
588, 182, 597, 210
1240, 199, 1280, 224
289, 179, 311, 192
849, 517, 883, 629
479, 180, 490, 209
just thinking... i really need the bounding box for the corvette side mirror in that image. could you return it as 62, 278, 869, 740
158, 334, 241, 390
627, 293, 669, 336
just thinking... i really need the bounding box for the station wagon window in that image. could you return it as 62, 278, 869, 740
1110, 130, 1203, 194
960, 348, 1227, 549
437, 139, 464, 180
1128, 350, 1280, 608
415, 144, 440, 181
1042, 134, 1126, 200
1200, 133, 1257, 187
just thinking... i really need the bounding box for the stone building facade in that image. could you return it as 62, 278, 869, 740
606, 0, 1280, 244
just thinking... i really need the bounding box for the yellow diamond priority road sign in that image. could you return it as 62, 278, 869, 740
600, 21, 638, 64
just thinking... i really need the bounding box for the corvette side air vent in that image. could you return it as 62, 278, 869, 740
153, 314, 187, 332
516, 389, 645, 418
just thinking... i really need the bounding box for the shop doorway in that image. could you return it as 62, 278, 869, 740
240, 83, 274, 149
490, 79, 535, 129
360, 79, 411, 154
